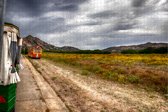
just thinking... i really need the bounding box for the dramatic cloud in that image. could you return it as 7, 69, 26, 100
132, 0, 146, 7
5, 0, 168, 49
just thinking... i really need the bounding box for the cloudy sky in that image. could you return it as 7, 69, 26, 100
5, 0, 168, 49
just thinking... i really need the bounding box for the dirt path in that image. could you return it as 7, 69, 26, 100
29, 58, 168, 112
17, 57, 69, 112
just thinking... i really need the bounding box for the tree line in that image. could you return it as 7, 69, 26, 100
22, 47, 167, 54
121, 47, 167, 54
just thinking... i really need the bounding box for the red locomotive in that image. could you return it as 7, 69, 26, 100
28, 46, 42, 59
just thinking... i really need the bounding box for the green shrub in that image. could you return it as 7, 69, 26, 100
118, 75, 126, 83
127, 75, 140, 84
104, 72, 118, 80
88, 66, 102, 73
21, 48, 28, 54
81, 70, 90, 76
121, 49, 138, 54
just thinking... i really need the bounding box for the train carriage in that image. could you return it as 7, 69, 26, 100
0, 22, 23, 112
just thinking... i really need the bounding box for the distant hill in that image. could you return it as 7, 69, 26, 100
103, 42, 168, 53
23, 35, 58, 50
22, 35, 80, 51
23, 35, 167, 53
58, 46, 80, 52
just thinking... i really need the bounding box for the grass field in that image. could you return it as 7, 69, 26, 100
42, 53, 168, 94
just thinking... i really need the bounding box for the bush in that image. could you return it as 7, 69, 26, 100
121, 49, 138, 54
139, 47, 154, 54
89, 66, 102, 73
154, 47, 167, 54
104, 72, 118, 80
81, 70, 90, 76
127, 75, 140, 84
22, 48, 28, 54
118, 75, 126, 83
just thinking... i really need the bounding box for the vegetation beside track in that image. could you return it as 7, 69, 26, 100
41, 53, 168, 94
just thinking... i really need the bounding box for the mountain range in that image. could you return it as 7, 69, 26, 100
22, 35, 80, 51
103, 42, 168, 53
22, 35, 168, 53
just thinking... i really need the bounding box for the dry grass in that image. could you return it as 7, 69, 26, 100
42, 53, 168, 94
